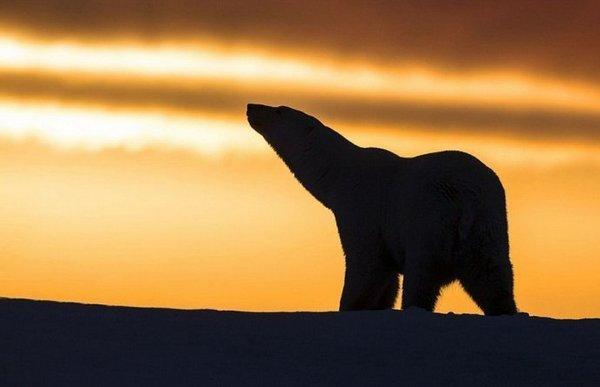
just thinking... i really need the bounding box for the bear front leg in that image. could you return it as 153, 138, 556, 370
336, 213, 398, 311
401, 238, 452, 311
339, 265, 398, 311
401, 260, 444, 312
400, 210, 457, 312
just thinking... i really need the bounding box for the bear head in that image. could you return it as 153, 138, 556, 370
246, 104, 322, 152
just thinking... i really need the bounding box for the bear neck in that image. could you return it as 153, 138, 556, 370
275, 125, 359, 209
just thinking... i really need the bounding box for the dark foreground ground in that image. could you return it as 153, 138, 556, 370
1, 298, 599, 386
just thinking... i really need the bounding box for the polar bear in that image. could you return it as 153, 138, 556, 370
247, 103, 517, 315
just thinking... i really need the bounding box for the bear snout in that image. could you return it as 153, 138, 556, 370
247, 103, 273, 116
247, 103, 277, 131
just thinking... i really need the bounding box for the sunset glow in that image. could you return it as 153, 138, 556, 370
1, 33, 600, 112
0, 99, 264, 156
1, 5, 599, 320
1, 98, 598, 169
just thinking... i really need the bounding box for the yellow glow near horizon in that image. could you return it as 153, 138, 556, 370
2, 136, 599, 317
1, 33, 600, 113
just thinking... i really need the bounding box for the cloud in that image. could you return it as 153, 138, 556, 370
0, 2, 598, 145
1, 71, 599, 144
1, 1, 599, 83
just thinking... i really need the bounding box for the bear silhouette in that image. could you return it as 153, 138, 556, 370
247, 104, 517, 315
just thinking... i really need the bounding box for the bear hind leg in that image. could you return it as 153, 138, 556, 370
460, 217, 517, 316
458, 249, 517, 316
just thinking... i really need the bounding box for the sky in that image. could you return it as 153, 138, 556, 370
1, 1, 599, 317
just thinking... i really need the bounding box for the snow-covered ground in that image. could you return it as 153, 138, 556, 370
1, 298, 599, 385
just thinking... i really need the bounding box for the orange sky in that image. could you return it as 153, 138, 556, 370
1, 2, 599, 317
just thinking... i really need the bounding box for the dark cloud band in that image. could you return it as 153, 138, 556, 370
1, 1, 599, 84
1, 70, 598, 144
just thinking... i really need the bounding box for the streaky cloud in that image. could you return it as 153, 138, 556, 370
1, 70, 598, 144
1, 1, 599, 83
